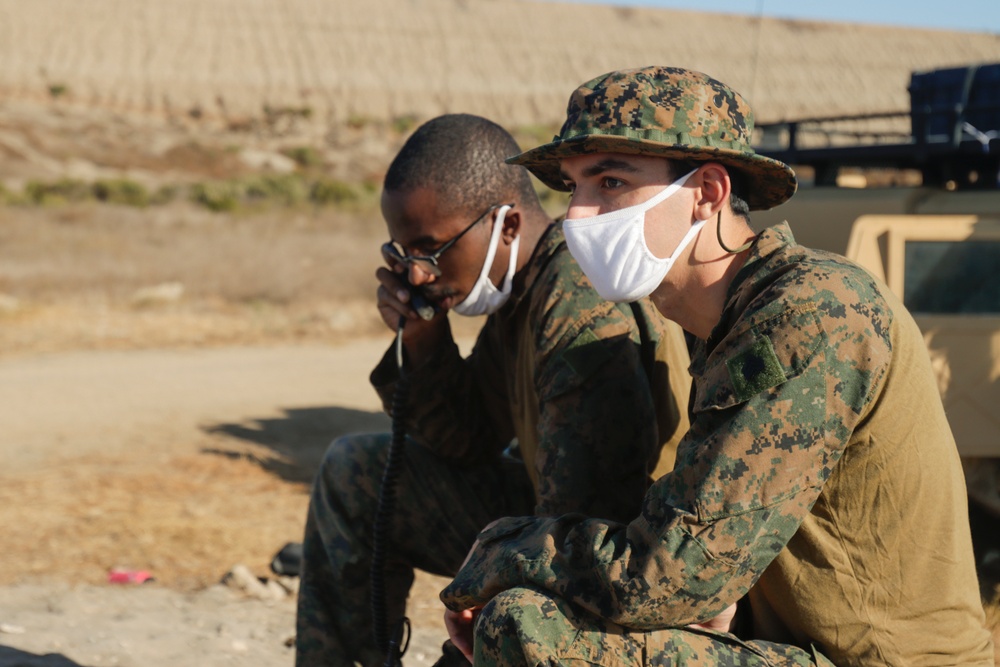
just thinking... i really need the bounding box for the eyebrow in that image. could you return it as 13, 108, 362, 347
559, 157, 640, 182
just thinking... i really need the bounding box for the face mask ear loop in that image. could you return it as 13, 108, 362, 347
716, 210, 754, 254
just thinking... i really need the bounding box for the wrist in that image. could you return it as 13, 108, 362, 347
402, 316, 451, 366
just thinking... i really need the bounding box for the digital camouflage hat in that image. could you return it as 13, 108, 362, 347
508, 66, 797, 210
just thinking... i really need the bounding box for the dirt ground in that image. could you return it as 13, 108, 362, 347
0, 339, 470, 667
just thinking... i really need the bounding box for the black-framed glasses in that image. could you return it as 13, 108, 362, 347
382, 203, 513, 277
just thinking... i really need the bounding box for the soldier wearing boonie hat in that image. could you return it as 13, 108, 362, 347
508, 66, 796, 211
439, 67, 994, 666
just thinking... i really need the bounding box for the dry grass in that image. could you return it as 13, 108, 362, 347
0, 203, 384, 302
0, 201, 396, 358
0, 445, 451, 634
0, 447, 306, 591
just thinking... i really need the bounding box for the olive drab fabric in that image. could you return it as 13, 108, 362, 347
295, 222, 692, 666
506, 66, 797, 211
441, 224, 995, 666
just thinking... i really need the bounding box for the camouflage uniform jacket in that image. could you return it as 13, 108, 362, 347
441, 223, 994, 665
371, 222, 690, 522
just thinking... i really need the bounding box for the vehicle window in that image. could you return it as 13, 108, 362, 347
904, 240, 1000, 314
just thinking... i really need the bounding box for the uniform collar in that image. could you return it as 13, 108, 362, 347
706, 221, 798, 348
499, 221, 561, 312
731, 222, 796, 291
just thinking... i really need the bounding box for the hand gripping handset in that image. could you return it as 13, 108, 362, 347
381, 242, 436, 322
399, 275, 435, 322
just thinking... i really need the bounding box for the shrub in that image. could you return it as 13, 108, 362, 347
391, 114, 419, 135
244, 174, 308, 206
346, 114, 372, 130
190, 181, 243, 212
310, 178, 358, 206
23, 179, 92, 205
150, 184, 180, 205
92, 179, 150, 207
360, 177, 380, 195
281, 146, 323, 169
262, 105, 313, 133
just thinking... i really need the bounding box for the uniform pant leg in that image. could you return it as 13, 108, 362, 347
474, 586, 835, 667
295, 433, 535, 667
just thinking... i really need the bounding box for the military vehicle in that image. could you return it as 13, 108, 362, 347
752, 62, 1000, 519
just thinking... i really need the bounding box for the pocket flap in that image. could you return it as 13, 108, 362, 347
693, 304, 823, 413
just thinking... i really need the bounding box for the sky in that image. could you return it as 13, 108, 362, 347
556, 0, 1000, 34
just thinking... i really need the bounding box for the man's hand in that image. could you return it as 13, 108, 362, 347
686, 601, 738, 633
375, 250, 448, 364
375, 264, 432, 331
444, 607, 481, 662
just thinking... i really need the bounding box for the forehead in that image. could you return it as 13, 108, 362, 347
558, 152, 670, 180
380, 187, 470, 245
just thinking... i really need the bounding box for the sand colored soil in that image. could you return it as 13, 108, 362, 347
0, 341, 456, 666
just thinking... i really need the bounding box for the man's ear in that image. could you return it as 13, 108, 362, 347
693, 163, 731, 220
501, 206, 521, 244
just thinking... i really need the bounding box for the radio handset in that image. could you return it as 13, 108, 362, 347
397, 272, 436, 322
381, 242, 436, 322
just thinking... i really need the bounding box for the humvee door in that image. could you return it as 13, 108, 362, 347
846, 214, 1000, 514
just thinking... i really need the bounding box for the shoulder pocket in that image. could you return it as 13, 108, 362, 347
693, 304, 824, 413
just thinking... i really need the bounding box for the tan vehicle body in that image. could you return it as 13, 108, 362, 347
756, 189, 1000, 514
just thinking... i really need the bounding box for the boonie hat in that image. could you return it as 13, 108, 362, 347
508, 66, 796, 210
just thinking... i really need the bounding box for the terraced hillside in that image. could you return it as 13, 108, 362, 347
1, 0, 998, 129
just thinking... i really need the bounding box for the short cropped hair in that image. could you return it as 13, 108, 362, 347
668, 159, 751, 221
383, 114, 537, 217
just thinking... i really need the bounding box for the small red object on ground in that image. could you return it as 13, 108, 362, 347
107, 568, 154, 584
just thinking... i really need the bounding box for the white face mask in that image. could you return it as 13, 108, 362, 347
452, 205, 519, 317
563, 169, 704, 303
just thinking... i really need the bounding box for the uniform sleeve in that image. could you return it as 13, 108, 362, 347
441, 271, 893, 628
530, 298, 669, 523
371, 319, 515, 462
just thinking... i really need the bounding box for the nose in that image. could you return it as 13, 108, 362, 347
565, 193, 602, 220
566, 185, 601, 220
407, 262, 436, 286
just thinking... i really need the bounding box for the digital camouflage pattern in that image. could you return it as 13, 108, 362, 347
295, 432, 535, 667
441, 224, 995, 665
474, 586, 834, 667
295, 223, 692, 666
506, 66, 797, 211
